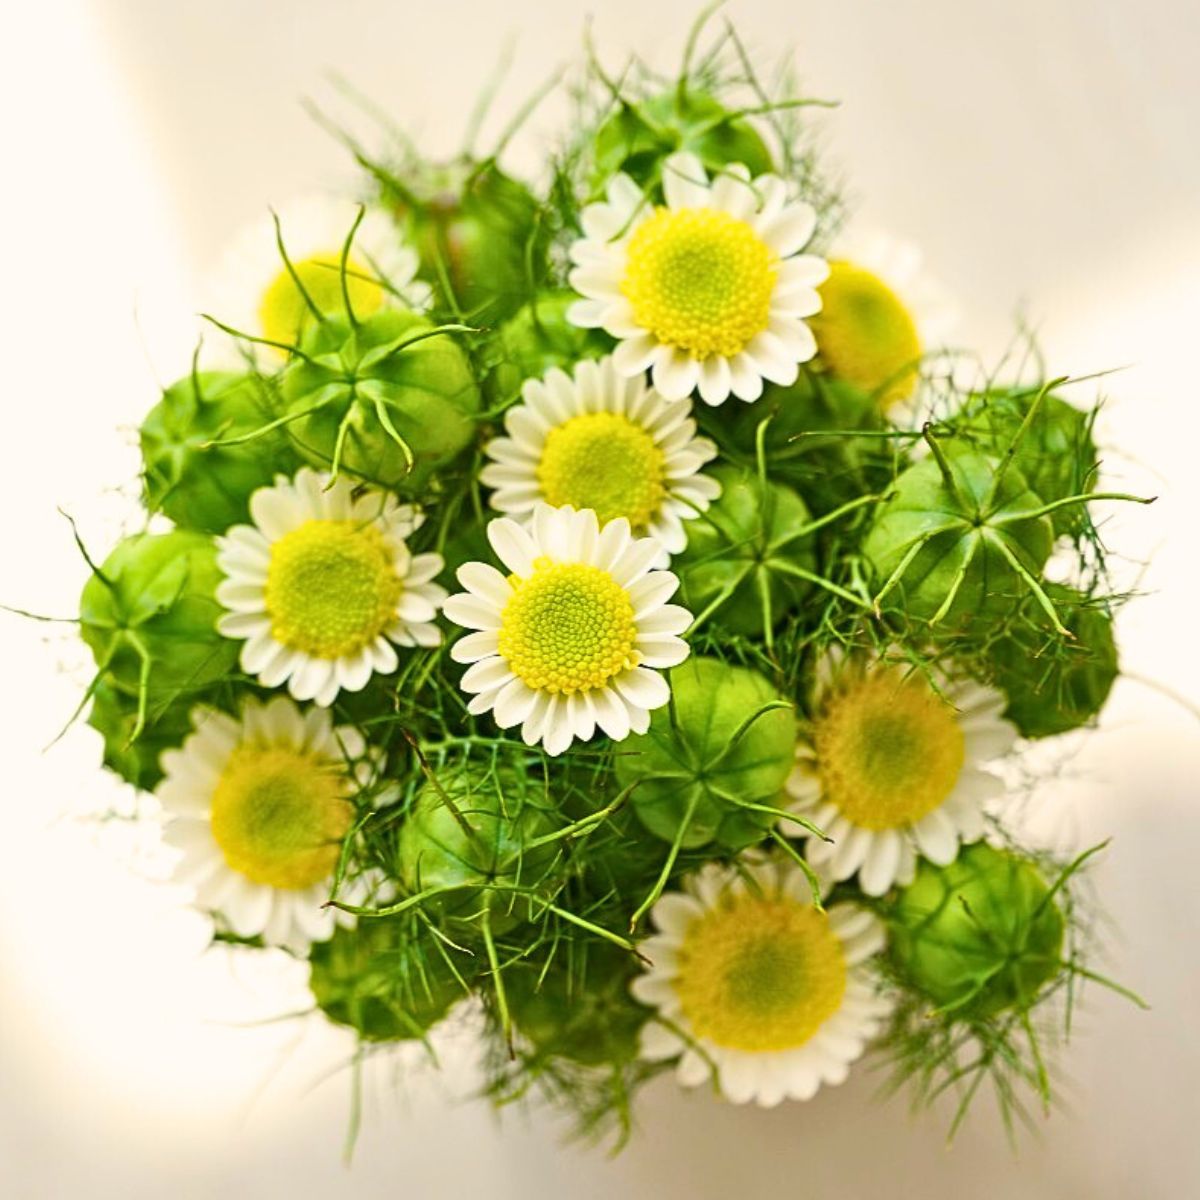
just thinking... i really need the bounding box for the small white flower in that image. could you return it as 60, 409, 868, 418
632, 858, 890, 1106
786, 648, 1017, 896
158, 697, 381, 952
216, 468, 445, 707
479, 355, 720, 560
442, 503, 692, 756
567, 152, 827, 406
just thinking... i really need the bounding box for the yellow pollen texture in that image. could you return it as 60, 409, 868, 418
258, 253, 386, 345
210, 743, 354, 889
813, 667, 965, 830
810, 260, 922, 406
537, 412, 667, 529
674, 890, 847, 1052
497, 559, 639, 694
621, 207, 776, 360
265, 519, 402, 659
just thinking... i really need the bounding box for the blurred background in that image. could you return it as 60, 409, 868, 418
1, 1, 1198, 1196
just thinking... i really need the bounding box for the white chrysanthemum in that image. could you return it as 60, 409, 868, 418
158, 697, 380, 952
207, 196, 431, 358
786, 649, 1017, 896
479, 355, 720, 560
809, 228, 958, 414
442, 503, 691, 756
632, 858, 890, 1106
216, 468, 445, 707
567, 152, 827, 406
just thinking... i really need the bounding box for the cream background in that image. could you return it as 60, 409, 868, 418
1, 1, 1198, 1196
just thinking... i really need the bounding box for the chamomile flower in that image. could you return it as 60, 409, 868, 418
567, 152, 827, 405
157, 697, 379, 951
633, 858, 890, 1106
479, 355, 721, 559
443, 504, 691, 756
216, 468, 445, 707
208, 196, 431, 358
786, 650, 1017, 896
809, 229, 958, 413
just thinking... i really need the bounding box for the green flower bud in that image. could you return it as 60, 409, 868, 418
988, 585, 1118, 738
617, 657, 795, 850
675, 466, 817, 637
140, 371, 301, 534
280, 309, 481, 492
888, 842, 1066, 1020
309, 919, 466, 1042
86, 679, 195, 791
862, 446, 1054, 628
592, 89, 773, 192
79, 530, 238, 702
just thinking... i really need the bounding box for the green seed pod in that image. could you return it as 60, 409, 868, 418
862, 445, 1054, 628
79, 530, 239, 703
140, 371, 301, 534
957, 387, 1098, 538
86, 679, 195, 791
675, 466, 817, 637
484, 290, 612, 405
506, 943, 647, 1066
396, 757, 560, 934
591, 89, 773, 192
988, 585, 1119, 738
888, 842, 1066, 1020
280, 309, 481, 492
309, 918, 467, 1043
617, 657, 795, 851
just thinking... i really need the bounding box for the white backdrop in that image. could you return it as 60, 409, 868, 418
1, 1, 1198, 1196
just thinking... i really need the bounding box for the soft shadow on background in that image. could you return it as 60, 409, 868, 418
1, 2, 1197, 1197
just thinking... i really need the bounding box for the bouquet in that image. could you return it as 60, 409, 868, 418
66, 10, 1150, 1149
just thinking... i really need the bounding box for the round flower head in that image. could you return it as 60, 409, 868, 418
809, 229, 957, 414
567, 152, 827, 405
216, 468, 445, 707
443, 504, 692, 756
786, 650, 1017, 896
207, 196, 432, 359
479, 355, 721, 559
157, 697, 378, 951
633, 858, 890, 1106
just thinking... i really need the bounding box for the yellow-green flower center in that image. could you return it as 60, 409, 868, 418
258, 254, 386, 347
265, 519, 402, 659
497, 558, 639, 694
812, 667, 965, 830
621, 207, 777, 360
210, 743, 354, 889
674, 889, 847, 1052
537, 412, 667, 529
810, 260, 922, 407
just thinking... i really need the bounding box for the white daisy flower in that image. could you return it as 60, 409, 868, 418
786, 649, 1017, 896
442, 503, 691, 756
632, 858, 890, 1107
567, 151, 827, 406
157, 697, 380, 952
216, 468, 446, 707
809, 228, 958, 413
207, 196, 432, 359
479, 355, 721, 560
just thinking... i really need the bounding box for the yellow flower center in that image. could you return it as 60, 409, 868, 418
537, 412, 667, 529
812, 666, 965, 830
210, 743, 354, 889
810, 260, 922, 407
621, 207, 777, 360
497, 558, 639, 694
258, 253, 386, 347
264, 519, 402, 659
674, 888, 847, 1052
